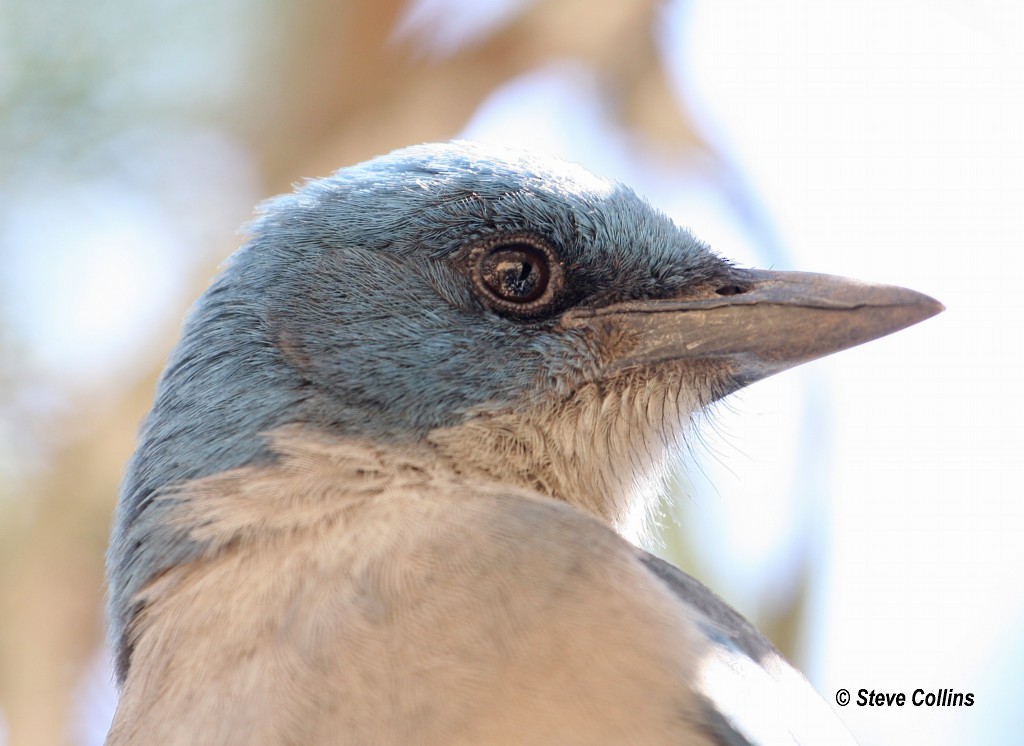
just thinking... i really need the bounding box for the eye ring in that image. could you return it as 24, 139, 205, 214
469, 234, 564, 317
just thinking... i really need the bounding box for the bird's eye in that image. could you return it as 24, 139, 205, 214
480, 244, 549, 303
470, 234, 563, 317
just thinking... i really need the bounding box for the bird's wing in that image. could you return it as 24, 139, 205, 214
637, 551, 859, 746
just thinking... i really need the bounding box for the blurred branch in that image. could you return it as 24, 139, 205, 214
246, 0, 709, 185
0, 379, 151, 745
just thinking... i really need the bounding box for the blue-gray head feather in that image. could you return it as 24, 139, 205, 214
108, 141, 731, 680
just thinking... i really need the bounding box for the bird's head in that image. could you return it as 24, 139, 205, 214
109, 140, 940, 679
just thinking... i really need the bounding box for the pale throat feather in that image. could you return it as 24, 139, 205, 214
428, 368, 709, 533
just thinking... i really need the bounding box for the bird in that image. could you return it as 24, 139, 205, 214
105, 140, 942, 745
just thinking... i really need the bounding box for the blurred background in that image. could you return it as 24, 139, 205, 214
1, 0, 1021, 743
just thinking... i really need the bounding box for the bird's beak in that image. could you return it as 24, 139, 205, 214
562, 268, 943, 390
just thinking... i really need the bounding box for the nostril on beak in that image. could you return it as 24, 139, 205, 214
714, 284, 748, 297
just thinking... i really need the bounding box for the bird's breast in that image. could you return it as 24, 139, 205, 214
108, 429, 723, 745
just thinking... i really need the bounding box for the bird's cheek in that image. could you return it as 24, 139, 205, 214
556, 316, 664, 385
524, 327, 605, 397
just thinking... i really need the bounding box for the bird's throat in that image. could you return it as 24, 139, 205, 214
428, 369, 706, 531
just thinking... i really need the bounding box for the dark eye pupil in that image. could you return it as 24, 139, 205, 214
479, 245, 550, 303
